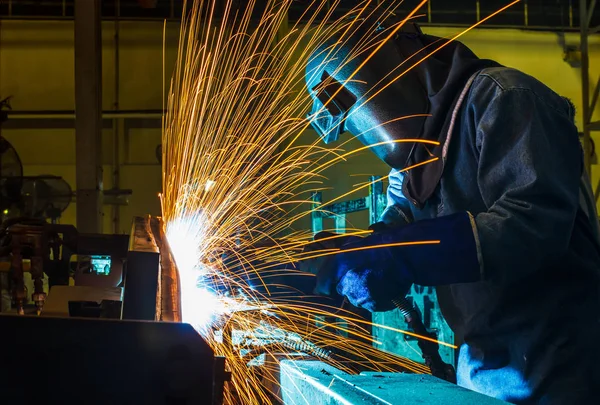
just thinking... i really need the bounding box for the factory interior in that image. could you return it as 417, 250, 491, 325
1, 1, 599, 404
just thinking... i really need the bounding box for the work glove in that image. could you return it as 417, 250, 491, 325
330, 236, 413, 312
300, 212, 483, 312
299, 231, 412, 312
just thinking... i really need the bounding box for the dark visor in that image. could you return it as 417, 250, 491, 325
307, 72, 357, 144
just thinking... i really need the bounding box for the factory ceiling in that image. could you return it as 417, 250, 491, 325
0, 0, 597, 31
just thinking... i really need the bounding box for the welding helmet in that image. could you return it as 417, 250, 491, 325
305, 23, 429, 169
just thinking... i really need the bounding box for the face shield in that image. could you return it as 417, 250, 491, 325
307, 72, 357, 144
304, 23, 429, 169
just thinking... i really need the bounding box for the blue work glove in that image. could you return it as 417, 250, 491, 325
300, 232, 411, 311
301, 212, 482, 312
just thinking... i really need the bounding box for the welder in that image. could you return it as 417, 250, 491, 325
303, 22, 600, 404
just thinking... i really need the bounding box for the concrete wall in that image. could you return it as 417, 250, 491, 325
1, 20, 599, 233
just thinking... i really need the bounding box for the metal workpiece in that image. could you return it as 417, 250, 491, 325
150, 216, 182, 322
277, 360, 509, 405
156, 231, 181, 322
129, 215, 160, 253
256, 352, 315, 401
125, 216, 181, 322
123, 216, 161, 320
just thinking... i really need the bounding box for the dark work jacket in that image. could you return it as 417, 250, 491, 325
384, 67, 600, 404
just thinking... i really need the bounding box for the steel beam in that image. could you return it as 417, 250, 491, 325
74, 0, 103, 233
589, 120, 600, 131
125, 216, 181, 322
590, 77, 600, 119
277, 360, 509, 405
123, 217, 160, 320
151, 217, 182, 323
581, 0, 592, 174
589, 0, 597, 28
112, 7, 122, 234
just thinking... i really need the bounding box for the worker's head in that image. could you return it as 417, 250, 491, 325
305, 22, 429, 169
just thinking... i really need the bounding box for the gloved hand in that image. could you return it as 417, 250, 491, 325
299, 212, 482, 312
300, 231, 413, 312
334, 260, 412, 312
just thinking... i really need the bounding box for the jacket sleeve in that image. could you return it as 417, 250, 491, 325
474, 87, 582, 284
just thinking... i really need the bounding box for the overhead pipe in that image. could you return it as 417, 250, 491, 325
6, 109, 165, 119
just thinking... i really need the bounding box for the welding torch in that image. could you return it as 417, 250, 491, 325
299, 227, 456, 383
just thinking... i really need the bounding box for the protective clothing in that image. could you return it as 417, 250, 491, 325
305, 27, 600, 404
384, 67, 600, 404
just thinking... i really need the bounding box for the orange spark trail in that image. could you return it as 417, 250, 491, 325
161, 1, 520, 403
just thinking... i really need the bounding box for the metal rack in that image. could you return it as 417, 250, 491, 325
311, 175, 386, 234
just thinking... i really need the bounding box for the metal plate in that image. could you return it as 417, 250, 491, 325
278, 360, 509, 405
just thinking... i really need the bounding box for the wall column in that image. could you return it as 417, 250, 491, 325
74, 0, 103, 233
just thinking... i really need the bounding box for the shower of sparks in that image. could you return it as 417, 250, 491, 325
161, 1, 519, 403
